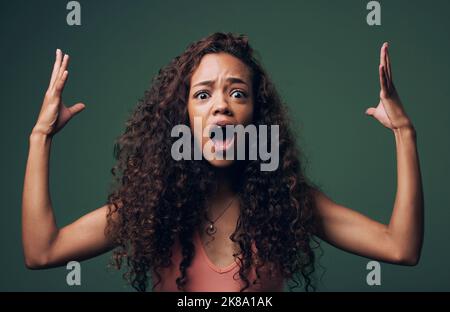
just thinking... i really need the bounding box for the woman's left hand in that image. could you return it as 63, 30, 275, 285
365, 42, 413, 130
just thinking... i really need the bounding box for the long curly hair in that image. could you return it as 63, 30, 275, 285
105, 32, 321, 292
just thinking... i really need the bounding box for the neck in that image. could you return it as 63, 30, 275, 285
204, 164, 242, 229
209, 160, 245, 201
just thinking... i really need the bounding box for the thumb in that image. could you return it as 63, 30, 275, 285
365, 107, 376, 117
69, 102, 86, 117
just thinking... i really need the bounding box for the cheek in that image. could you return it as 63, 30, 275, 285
239, 101, 255, 125
187, 102, 207, 146
187, 100, 194, 122
187, 98, 208, 120
187, 102, 199, 128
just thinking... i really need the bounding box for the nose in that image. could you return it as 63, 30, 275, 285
212, 93, 232, 116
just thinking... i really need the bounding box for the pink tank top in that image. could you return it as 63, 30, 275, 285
152, 230, 285, 292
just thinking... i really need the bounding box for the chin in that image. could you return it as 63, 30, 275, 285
207, 158, 236, 168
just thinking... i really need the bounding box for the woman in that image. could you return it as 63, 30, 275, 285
22, 32, 423, 292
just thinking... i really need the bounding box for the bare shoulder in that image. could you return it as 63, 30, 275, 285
311, 187, 333, 209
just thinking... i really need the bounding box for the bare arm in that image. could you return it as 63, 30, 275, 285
22, 49, 118, 269
313, 42, 424, 265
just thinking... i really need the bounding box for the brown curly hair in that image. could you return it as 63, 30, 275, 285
105, 32, 321, 292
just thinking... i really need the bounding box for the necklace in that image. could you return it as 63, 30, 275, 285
204, 196, 236, 236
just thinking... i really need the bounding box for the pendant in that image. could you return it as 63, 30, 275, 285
206, 223, 217, 235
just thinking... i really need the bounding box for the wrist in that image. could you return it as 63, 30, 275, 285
29, 127, 52, 143
393, 124, 416, 140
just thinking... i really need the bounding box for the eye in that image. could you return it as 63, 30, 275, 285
194, 91, 210, 100
231, 90, 247, 99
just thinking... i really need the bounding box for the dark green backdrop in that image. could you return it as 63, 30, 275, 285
1, 0, 449, 291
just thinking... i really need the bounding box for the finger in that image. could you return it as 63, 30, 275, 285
48, 49, 63, 89
382, 44, 392, 91
385, 43, 393, 84
379, 42, 387, 69
68, 103, 86, 117
365, 107, 376, 116
54, 70, 69, 95
54, 54, 70, 88
379, 65, 388, 94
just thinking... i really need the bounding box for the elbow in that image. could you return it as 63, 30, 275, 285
387, 233, 423, 266
24, 254, 49, 270
396, 256, 419, 266
25, 260, 41, 270
393, 251, 421, 266
25, 259, 40, 270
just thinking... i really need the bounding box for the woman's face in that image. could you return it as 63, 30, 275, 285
187, 52, 254, 168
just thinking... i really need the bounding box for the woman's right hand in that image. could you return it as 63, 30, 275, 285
32, 49, 86, 137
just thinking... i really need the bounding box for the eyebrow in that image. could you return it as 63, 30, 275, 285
192, 77, 249, 88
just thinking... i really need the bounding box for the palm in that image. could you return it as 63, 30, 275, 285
54, 102, 77, 132
365, 43, 411, 130
36, 50, 85, 137
369, 100, 392, 128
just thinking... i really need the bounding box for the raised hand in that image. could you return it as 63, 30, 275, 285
365, 42, 413, 130
32, 49, 85, 137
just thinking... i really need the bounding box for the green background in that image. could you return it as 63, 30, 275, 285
1, 0, 449, 291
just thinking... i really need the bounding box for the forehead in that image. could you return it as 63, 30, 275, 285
190, 53, 252, 85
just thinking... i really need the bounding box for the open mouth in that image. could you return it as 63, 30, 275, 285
208, 125, 235, 152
